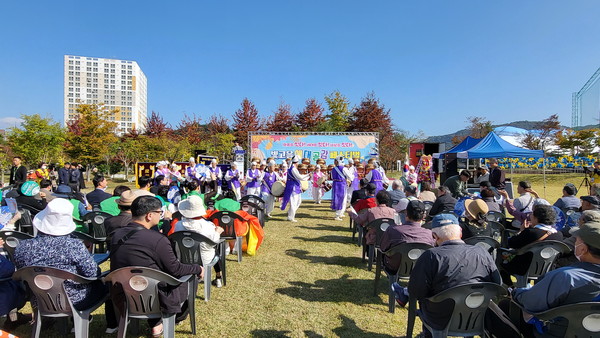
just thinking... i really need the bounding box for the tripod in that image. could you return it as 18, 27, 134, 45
578, 174, 592, 195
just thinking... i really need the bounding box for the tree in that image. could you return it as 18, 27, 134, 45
556, 128, 597, 156
232, 98, 262, 149
296, 98, 325, 131
175, 113, 204, 145
207, 114, 230, 134
349, 92, 394, 134
8, 114, 65, 165
265, 102, 295, 131
520, 114, 562, 151
323, 90, 351, 131
65, 104, 118, 177
144, 111, 173, 138
110, 138, 142, 180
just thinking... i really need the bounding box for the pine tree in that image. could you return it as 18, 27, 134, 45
296, 98, 325, 131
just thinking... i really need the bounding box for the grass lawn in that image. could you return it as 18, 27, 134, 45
8, 171, 584, 337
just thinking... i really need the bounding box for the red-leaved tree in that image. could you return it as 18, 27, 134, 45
232, 98, 262, 149
296, 98, 325, 131
266, 102, 295, 131
207, 114, 230, 134
144, 111, 173, 138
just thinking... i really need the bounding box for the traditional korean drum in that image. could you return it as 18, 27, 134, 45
271, 180, 285, 197
300, 180, 309, 192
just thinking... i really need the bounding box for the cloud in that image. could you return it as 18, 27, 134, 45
0, 117, 24, 130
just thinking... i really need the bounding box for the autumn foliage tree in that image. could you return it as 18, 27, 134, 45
323, 90, 351, 131
296, 98, 325, 131
207, 114, 230, 134
266, 102, 295, 131
144, 111, 173, 138
232, 98, 262, 149
175, 113, 204, 145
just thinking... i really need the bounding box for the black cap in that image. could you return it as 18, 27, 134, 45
407, 199, 425, 214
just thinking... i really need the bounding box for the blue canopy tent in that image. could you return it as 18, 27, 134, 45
433, 136, 481, 159
456, 132, 544, 159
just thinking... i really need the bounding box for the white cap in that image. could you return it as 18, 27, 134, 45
189, 157, 196, 163
338, 157, 346, 165
251, 161, 258, 166
211, 159, 218, 164
292, 155, 301, 163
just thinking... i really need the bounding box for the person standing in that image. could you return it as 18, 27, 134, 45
281, 156, 309, 222
331, 157, 353, 221
365, 161, 387, 194
245, 162, 261, 196
261, 161, 278, 216
224, 163, 242, 201
9, 156, 27, 186
443, 169, 471, 199
488, 158, 506, 190
312, 165, 325, 204
58, 162, 71, 186
346, 160, 359, 203
69, 162, 81, 192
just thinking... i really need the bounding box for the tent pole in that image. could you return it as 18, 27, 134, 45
543, 157, 547, 199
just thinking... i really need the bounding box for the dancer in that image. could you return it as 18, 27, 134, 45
262, 160, 278, 217
246, 162, 261, 196
281, 156, 309, 222
312, 165, 325, 204
206, 159, 222, 195
224, 163, 242, 201
331, 157, 353, 220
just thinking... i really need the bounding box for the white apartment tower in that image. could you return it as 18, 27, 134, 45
64, 55, 147, 135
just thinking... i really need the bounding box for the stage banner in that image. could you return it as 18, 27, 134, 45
249, 133, 378, 164
249, 132, 379, 200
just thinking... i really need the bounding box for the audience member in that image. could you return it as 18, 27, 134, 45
38, 179, 56, 202
443, 169, 471, 199
0, 253, 30, 332
104, 189, 152, 236
136, 175, 153, 193
393, 214, 500, 337
460, 198, 492, 239
481, 189, 502, 213
474, 164, 489, 184
388, 179, 406, 205
553, 183, 581, 210
109, 196, 203, 336
428, 185, 457, 216
100, 185, 131, 216
380, 200, 435, 272
394, 185, 418, 213
86, 175, 112, 208
350, 178, 370, 205
13, 199, 117, 332
347, 190, 397, 245
418, 182, 436, 203
581, 195, 600, 211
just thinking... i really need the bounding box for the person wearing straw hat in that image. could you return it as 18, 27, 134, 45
173, 195, 224, 287
281, 155, 310, 222
13, 198, 118, 332
460, 198, 492, 239
245, 161, 261, 197
331, 157, 353, 221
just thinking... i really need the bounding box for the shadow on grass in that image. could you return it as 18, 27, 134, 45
250, 329, 291, 337
275, 274, 380, 305
286, 249, 363, 268
297, 224, 351, 232
332, 315, 397, 337
292, 235, 350, 244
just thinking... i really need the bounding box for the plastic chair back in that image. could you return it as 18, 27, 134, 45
169, 231, 218, 265
16, 208, 36, 235
463, 236, 500, 255
533, 302, 600, 338
240, 194, 265, 209
385, 242, 433, 278
485, 211, 505, 223
514, 240, 571, 286
370, 218, 396, 249
82, 211, 110, 240
241, 201, 265, 227
207, 211, 245, 240
0, 230, 34, 262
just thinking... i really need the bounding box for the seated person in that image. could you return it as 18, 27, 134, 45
13, 199, 117, 333
350, 178, 370, 206
459, 198, 492, 239
380, 200, 435, 272
214, 189, 241, 211
418, 182, 436, 203
13, 181, 48, 214
38, 179, 56, 202
100, 185, 131, 216
581, 195, 600, 212
428, 185, 457, 216
499, 203, 563, 285
392, 213, 500, 337
553, 183, 581, 210
492, 220, 600, 337
499, 185, 538, 229
347, 190, 397, 245
52, 184, 92, 220
387, 179, 406, 206
182, 179, 203, 201
173, 195, 224, 287
85, 175, 112, 209
351, 183, 377, 212
149, 175, 170, 195
109, 196, 203, 337
104, 189, 153, 237
0, 247, 30, 332
480, 188, 502, 213
394, 185, 419, 213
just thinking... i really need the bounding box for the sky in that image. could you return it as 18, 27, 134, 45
1, 1, 600, 137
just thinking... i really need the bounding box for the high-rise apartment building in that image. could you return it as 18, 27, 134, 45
64, 55, 147, 135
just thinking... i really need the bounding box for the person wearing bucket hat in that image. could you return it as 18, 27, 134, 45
460, 198, 492, 239
110, 196, 203, 335
173, 195, 224, 287
391, 213, 500, 327
13, 198, 118, 330
491, 220, 600, 337
281, 155, 310, 222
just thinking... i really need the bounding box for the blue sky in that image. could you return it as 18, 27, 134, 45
1, 1, 599, 137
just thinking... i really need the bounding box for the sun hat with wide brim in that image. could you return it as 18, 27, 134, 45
116, 189, 154, 206
33, 198, 76, 236
178, 195, 206, 218
464, 198, 489, 220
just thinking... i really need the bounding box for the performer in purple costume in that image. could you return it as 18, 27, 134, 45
281, 156, 309, 222
245, 162, 261, 196
261, 160, 278, 217
366, 161, 388, 194
206, 159, 222, 194
331, 157, 352, 220
225, 163, 241, 200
